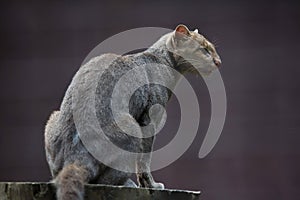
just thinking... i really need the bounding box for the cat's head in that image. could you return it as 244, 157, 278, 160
166, 24, 221, 76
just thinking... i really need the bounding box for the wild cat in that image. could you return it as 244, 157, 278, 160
45, 24, 221, 200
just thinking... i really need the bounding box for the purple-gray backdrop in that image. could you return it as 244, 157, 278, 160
0, 0, 299, 199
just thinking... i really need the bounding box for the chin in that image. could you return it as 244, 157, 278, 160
192, 64, 217, 76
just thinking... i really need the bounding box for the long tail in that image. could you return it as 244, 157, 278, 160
55, 164, 89, 200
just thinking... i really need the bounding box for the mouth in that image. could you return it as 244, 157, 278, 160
184, 58, 219, 75
190, 66, 214, 76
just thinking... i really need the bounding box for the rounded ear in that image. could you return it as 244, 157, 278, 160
166, 24, 190, 53
175, 24, 190, 36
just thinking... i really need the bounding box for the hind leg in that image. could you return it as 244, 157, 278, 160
54, 142, 100, 200
97, 167, 137, 188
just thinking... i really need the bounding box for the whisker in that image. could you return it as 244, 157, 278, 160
212, 38, 220, 48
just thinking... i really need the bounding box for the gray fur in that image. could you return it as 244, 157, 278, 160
44, 24, 221, 200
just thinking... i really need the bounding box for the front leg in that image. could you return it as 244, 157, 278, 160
115, 113, 164, 188
136, 136, 164, 189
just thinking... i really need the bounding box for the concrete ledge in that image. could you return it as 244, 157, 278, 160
0, 182, 200, 200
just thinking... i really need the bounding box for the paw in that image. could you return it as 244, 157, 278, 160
151, 182, 165, 189
124, 179, 138, 188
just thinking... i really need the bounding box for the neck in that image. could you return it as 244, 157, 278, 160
145, 33, 176, 67
145, 32, 192, 74
143, 33, 186, 85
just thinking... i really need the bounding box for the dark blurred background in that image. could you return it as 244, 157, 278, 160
0, 0, 299, 199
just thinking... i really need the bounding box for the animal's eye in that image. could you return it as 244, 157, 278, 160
204, 48, 210, 54
199, 47, 210, 55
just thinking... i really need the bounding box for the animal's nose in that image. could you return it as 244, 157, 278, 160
213, 58, 221, 67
